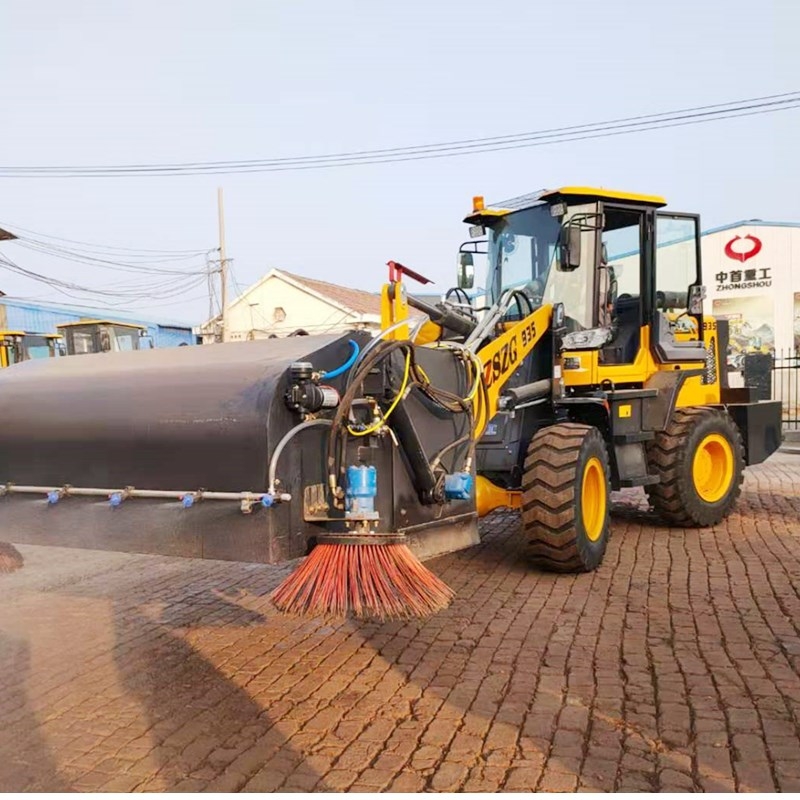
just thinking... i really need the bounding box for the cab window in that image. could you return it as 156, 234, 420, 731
655, 215, 700, 316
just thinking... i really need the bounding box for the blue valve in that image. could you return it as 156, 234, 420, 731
47, 490, 61, 505
261, 493, 275, 508
444, 472, 473, 501
181, 494, 195, 508
109, 492, 124, 508
345, 465, 378, 518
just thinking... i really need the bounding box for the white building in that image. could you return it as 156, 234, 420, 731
199, 269, 385, 343
701, 220, 799, 357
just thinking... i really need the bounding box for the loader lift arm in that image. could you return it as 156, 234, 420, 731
379, 264, 558, 517
380, 260, 555, 440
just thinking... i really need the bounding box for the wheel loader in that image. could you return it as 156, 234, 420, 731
0, 331, 63, 366
0, 186, 782, 600
56, 319, 154, 355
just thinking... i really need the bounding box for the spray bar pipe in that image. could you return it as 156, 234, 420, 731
0, 484, 291, 505
1, 418, 336, 507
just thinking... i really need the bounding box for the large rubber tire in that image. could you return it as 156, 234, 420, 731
522, 423, 612, 573
646, 407, 744, 527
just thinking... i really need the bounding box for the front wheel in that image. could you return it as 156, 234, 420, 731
521, 423, 612, 572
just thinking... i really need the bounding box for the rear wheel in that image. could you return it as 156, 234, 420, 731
522, 423, 612, 572
646, 407, 744, 527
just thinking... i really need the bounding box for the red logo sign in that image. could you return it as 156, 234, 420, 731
724, 234, 762, 262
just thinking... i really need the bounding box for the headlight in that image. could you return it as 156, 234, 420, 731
561, 327, 613, 351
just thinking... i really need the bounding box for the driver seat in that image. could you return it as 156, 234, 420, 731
600, 293, 641, 364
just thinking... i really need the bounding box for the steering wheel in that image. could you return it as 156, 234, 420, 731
522, 278, 544, 308
444, 287, 477, 321
507, 288, 535, 321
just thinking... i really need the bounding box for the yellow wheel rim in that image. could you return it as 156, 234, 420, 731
692, 433, 734, 503
581, 457, 606, 542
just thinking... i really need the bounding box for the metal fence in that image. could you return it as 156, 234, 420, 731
770, 349, 800, 428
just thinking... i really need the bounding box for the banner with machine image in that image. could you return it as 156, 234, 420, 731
711, 295, 775, 372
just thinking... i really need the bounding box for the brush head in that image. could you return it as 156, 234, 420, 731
270, 542, 454, 620
0, 542, 24, 574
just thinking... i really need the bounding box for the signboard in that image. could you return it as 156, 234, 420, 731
711, 295, 774, 371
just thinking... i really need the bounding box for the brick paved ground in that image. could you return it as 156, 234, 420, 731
2, 455, 800, 792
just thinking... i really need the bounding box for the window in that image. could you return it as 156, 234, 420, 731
5, 342, 20, 364
487, 204, 561, 301
655, 215, 699, 315
540, 204, 599, 331
72, 331, 95, 354
602, 211, 642, 295
115, 334, 136, 351
599, 208, 644, 364
273, 306, 286, 323
21, 335, 54, 360
110, 326, 137, 351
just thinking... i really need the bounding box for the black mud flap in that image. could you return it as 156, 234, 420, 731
724, 400, 783, 465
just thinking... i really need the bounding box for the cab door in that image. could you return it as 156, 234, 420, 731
598, 205, 646, 365
651, 213, 706, 363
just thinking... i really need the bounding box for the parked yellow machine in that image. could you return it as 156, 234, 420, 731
0, 331, 63, 367
56, 319, 153, 355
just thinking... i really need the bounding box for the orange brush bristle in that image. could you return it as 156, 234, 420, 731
270, 542, 454, 620
0, 542, 24, 574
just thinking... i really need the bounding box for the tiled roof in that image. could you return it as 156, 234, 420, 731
282, 270, 426, 318
282, 271, 383, 316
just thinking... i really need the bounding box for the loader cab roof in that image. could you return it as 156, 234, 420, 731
56, 319, 146, 331
464, 185, 667, 224
0, 330, 62, 339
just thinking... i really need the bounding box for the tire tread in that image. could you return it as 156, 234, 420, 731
522, 423, 610, 573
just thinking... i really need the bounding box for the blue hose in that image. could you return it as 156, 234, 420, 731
324, 339, 359, 379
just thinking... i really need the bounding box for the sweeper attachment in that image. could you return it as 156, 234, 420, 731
0, 320, 481, 617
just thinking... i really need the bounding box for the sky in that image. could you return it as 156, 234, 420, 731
0, 0, 798, 325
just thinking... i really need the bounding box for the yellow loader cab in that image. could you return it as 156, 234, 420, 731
56, 319, 154, 356
0, 331, 63, 367
451, 185, 782, 570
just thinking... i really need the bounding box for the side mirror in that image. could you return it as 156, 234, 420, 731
688, 284, 706, 315
457, 252, 475, 290
558, 224, 582, 271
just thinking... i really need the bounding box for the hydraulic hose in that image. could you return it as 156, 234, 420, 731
348, 315, 429, 385
268, 417, 332, 495
323, 339, 360, 379
327, 339, 410, 489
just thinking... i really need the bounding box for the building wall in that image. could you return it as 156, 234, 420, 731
223, 275, 380, 341
702, 224, 796, 355
156, 325, 197, 347
0, 300, 194, 347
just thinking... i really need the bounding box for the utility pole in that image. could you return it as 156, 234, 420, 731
217, 187, 229, 343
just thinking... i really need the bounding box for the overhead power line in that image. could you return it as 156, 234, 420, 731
0, 221, 211, 256
0, 225, 215, 315
0, 91, 797, 178
0, 251, 208, 305
16, 240, 210, 275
